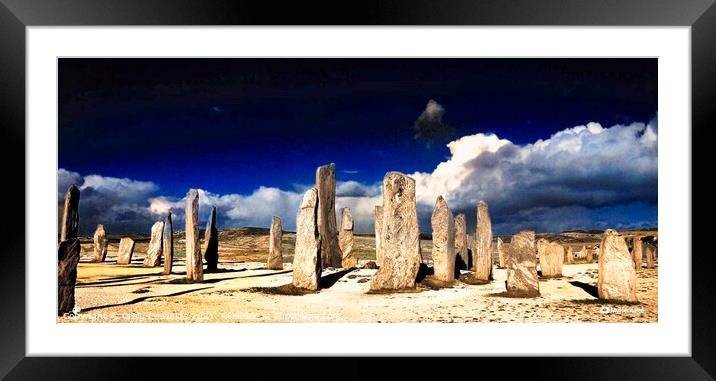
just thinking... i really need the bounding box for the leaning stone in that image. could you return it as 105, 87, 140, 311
267, 216, 283, 270
316, 163, 343, 268
203, 206, 219, 271
370, 172, 421, 291
58, 238, 80, 315
496, 237, 506, 268
632, 237, 643, 269
92, 224, 108, 262
143, 221, 164, 267
506, 231, 540, 297
565, 245, 574, 264
597, 229, 637, 302
185, 190, 203, 281
116, 237, 135, 265
60, 185, 80, 241
473, 201, 493, 283
374, 205, 383, 267
339, 207, 357, 268
162, 213, 174, 275
537, 239, 564, 278
431, 196, 455, 282
454, 213, 469, 269
292, 188, 321, 290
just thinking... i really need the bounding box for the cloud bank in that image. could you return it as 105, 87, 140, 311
59, 119, 657, 236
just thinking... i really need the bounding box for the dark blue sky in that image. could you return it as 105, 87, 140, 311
58, 58, 657, 234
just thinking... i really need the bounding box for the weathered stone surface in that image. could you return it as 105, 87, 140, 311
316, 163, 342, 268
339, 208, 357, 268
566, 245, 574, 264
454, 213, 469, 269
370, 172, 421, 291
92, 224, 108, 262
473, 201, 493, 282
576, 245, 587, 260
586, 247, 594, 263
143, 221, 165, 267
537, 239, 564, 278
598, 229, 637, 302
496, 237, 506, 268
185, 190, 203, 281
506, 231, 540, 297
60, 185, 80, 241
632, 237, 643, 269
117, 237, 135, 265
431, 196, 455, 282
162, 213, 174, 275
292, 188, 321, 290
645, 243, 656, 269
466, 234, 475, 269
203, 206, 219, 271
374, 205, 383, 267
58, 238, 80, 315
267, 216, 283, 270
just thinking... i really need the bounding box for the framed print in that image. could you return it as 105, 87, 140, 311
1, 0, 714, 379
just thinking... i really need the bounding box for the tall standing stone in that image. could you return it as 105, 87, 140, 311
162, 213, 174, 275
116, 237, 135, 265
316, 164, 342, 268
203, 206, 219, 271
431, 196, 455, 282
538, 239, 564, 278
597, 229, 637, 302
632, 237, 643, 269
267, 216, 283, 270
143, 221, 165, 267
645, 243, 656, 269
473, 201, 493, 283
92, 224, 108, 262
370, 172, 421, 291
586, 247, 593, 263
292, 188, 321, 290
58, 238, 80, 315
339, 208, 357, 268
496, 237, 506, 268
185, 190, 203, 282
566, 245, 574, 264
60, 185, 80, 242
506, 231, 540, 297
454, 213, 469, 269
374, 205, 383, 267
578, 245, 587, 260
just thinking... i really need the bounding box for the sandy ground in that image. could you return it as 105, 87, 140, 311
60, 231, 658, 323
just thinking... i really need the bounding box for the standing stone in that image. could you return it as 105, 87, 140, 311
339, 208, 357, 268
316, 163, 342, 268
143, 221, 165, 267
586, 247, 594, 263
374, 205, 384, 267
370, 172, 421, 291
506, 231, 540, 297
473, 201, 493, 283
538, 239, 564, 278
645, 243, 656, 269
92, 224, 108, 262
60, 185, 80, 241
577, 245, 587, 260
116, 237, 135, 265
632, 237, 643, 269
292, 188, 321, 290
162, 213, 174, 275
566, 245, 574, 264
454, 214, 469, 269
597, 229, 637, 302
466, 234, 475, 269
185, 190, 203, 281
203, 206, 219, 271
496, 237, 506, 268
58, 238, 80, 315
431, 196, 455, 282
267, 216, 283, 270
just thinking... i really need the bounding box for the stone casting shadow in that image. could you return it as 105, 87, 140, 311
319, 267, 357, 289
569, 281, 599, 298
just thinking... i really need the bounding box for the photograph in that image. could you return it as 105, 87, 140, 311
57, 57, 658, 323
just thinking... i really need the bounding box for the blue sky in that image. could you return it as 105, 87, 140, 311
58, 58, 657, 235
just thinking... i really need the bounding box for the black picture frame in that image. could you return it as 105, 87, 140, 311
1, 0, 714, 379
